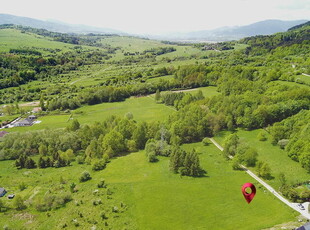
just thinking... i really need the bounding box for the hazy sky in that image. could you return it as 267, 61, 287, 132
1, 0, 309, 34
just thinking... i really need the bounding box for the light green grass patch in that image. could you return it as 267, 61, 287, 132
214, 129, 310, 189
73, 96, 174, 123
8, 114, 71, 133
7, 96, 174, 133
101, 142, 297, 230
100, 36, 169, 52
0, 29, 71, 54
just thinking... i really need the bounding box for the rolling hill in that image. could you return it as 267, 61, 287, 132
156, 19, 308, 41
0, 13, 122, 35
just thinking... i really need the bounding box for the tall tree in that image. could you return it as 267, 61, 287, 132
102, 130, 126, 157
133, 122, 148, 149
39, 95, 45, 111
155, 89, 161, 102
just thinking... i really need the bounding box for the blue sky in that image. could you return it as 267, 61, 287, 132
1, 0, 309, 34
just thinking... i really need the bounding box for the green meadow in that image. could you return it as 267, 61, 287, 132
214, 129, 310, 189
0, 29, 75, 53
0, 142, 297, 229
100, 36, 172, 52
0, 22, 309, 230
102, 142, 297, 230
7, 95, 175, 133
72, 96, 175, 123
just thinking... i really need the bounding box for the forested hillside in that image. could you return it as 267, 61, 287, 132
0, 22, 309, 229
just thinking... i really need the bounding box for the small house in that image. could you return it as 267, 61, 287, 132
14, 119, 33, 127
28, 115, 37, 120
0, 187, 7, 197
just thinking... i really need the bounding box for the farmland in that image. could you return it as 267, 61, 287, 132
0, 143, 298, 230
0, 22, 309, 230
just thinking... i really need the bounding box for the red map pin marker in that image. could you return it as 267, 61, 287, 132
242, 183, 256, 204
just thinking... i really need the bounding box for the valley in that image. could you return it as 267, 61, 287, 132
0, 21, 309, 230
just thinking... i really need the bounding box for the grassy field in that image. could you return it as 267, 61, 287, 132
7, 95, 175, 133
101, 142, 297, 229
149, 86, 220, 98
296, 74, 310, 85
0, 142, 298, 229
6, 85, 219, 133
100, 36, 169, 53
72, 96, 175, 123
0, 29, 76, 54
276, 80, 310, 89
214, 129, 310, 189
0, 157, 132, 229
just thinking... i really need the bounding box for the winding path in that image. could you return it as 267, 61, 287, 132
209, 138, 310, 219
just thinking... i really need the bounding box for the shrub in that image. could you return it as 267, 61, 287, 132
97, 180, 106, 188
0, 199, 7, 212
35, 193, 72, 212
256, 161, 272, 179
79, 171, 91, 182
70, 182, 77, 193
18, 182, 27, 191
92, 160, 106, 171
202, 137, 210, 146
76, 156, 84, 164
100, 212, 108, 220
14, 195, 27, 211
277, 139, 289, 149
257, 131, 267, 141
147, 151, 157, 163
231, 156, 242, 170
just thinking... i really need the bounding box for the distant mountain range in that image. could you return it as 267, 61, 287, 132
0, 14, 308, 41
0, 13, 123, 35
154, 19, 308, 42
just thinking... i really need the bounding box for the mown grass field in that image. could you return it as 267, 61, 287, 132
100, 142, 298, 229
214, 129, 310, 189
0, 29, 76, 54
100, 36, 169, 53
7, 95, 175, 133
0, 142, 298, 229
72, 96, 175, 123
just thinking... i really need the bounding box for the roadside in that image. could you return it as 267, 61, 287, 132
302, 73, 310, 77
209, 138, 310, 220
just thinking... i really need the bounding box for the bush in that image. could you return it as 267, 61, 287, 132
18, 182, 27, 191
0, 199, 7, 212
277, 139, 289, 149
97, 180, 106, 188
256, 161, 272, 179
100, 212, 108, 220
147, 151, 158, 162
92, 160, 106, 171
70, 182, 77, 193
35, 193, 72, 212
14, 195, 27, 210
202, 137, 210, 146
257, 131, 267, 141
76, 156, 84, 164
79, 171, 91, 182
231, 156, 242, 170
